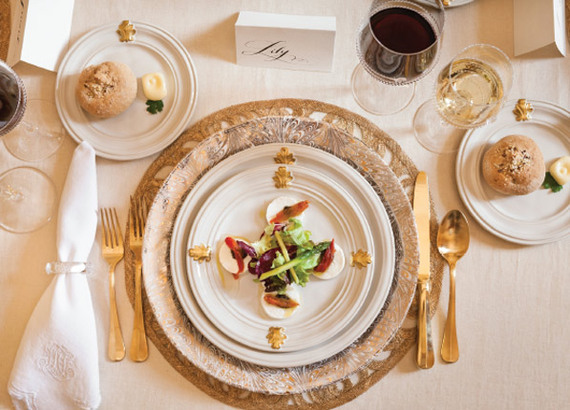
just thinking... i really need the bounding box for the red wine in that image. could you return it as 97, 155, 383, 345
0, 73, 19, 123
370, 7, 436, 54
0, 61, 26, 136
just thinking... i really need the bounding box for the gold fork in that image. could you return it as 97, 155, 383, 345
100, 208, 126, 362
129, 196, 149, 362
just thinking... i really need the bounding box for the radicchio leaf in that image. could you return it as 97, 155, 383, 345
237, 240, 257, 259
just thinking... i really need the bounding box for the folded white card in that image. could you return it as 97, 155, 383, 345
235, 11, 336, 72
6, 0, 75, 71
514, 0, 566, 56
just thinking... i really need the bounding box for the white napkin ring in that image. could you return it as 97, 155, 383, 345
45, 261, 93, 275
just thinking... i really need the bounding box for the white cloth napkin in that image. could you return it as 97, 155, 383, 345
8, 141, 101, 410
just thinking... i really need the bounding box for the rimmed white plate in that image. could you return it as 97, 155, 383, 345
172, 143, 395, 367
55, 21, 198, 160
457, 100, 570, 245
187, 163, 376, 354
144, 114, 418, 394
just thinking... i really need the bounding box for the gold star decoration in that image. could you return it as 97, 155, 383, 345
350, 249, 372, 269
188, 244, 211, 263
513, 99, 533, 122
117, 20, 136, 42
274, 147, 296, 165
267, 326, 287, 349
273, 166, 293, 189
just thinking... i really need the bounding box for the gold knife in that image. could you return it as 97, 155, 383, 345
414, 171, 434, 369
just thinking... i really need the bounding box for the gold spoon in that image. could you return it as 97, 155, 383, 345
437, 210, 470, 363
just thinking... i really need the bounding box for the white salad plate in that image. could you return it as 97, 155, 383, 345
187, 164, 375, 353
171, 143, 396, 367
55, 21, 198, 160
457, 100, 570, 245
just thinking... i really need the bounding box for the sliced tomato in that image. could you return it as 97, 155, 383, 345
269, 200, 309, 224
314, 239, 335, 273
224, 236, 245, 279
263, 293, 299, 309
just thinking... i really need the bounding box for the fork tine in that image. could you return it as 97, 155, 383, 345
112, 208, 123, 247
100, 209, 109, 247
105, 208, 116, 247
106, 208, 117, 248
135, 198, 141, 238
129, 196, 136, 237
138, 197, 146, 237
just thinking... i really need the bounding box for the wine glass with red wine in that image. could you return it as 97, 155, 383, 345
352, 0, 445, 115
0, 59, 58, 233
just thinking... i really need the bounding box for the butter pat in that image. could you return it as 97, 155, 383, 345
235, 11, 336, 72
550, 156, 570, 185
142, 72, 167, 101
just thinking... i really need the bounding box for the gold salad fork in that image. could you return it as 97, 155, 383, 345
129, 196, 149, 362
100, 208, 126, 361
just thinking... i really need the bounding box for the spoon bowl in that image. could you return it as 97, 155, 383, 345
437, 210, 470, 363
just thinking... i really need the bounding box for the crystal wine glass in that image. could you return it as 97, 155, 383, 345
0, 59, 58, 233
413, 44, 513, 154
3, 98, 64, 161
352, 0, 445, 115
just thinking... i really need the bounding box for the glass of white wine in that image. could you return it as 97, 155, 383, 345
413, 44, 513, 154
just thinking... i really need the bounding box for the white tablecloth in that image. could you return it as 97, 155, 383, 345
1, 1, 569, 409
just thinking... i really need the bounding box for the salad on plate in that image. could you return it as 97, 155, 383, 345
218, 197, 346, 319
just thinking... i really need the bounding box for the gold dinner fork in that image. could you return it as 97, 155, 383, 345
100, 208, 126, 361
129, 196, 149, 362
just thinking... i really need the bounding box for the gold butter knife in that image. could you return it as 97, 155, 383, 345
414, 171, 434, 369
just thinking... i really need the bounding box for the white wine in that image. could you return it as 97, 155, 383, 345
436, 58, 504, 128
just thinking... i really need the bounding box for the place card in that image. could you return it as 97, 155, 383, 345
6, 0, 75, 71
514, 0, 566, 56
235, 11, 336, 72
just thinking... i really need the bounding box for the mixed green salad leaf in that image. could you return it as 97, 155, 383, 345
246, 217, 331, 293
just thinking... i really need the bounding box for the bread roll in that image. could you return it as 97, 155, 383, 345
482, 135, 545, 195
76, 61, 137, 118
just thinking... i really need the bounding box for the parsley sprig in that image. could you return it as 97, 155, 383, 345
542, 172, 563, 193
145, 99, 164, 114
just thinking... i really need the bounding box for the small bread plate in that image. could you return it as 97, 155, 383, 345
456, 100, 570, 245
173, 143, 396, 367
55, 21, 198, 160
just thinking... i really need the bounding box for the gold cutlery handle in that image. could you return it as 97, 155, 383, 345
441, 262, 459, 362
108, 264, 126, 361
416, 280, 434, 369
130, 261, 149, 361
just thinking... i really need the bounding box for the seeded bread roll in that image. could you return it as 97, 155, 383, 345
482, 135, 545, 195
76, 61, 137, 118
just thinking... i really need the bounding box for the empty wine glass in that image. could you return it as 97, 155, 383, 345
352, 0, 445, 115
3, 98, 64, 161
0, 59, 58, 233
413, 44, 513, 154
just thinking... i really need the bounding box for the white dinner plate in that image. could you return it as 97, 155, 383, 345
456, 100, 570, 245
172, 143, 396, 367
55, 21, 198, 160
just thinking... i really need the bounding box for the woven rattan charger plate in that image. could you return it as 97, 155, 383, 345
124, 99, 444, 409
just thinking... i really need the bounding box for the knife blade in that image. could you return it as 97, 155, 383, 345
414, 171, 434, 369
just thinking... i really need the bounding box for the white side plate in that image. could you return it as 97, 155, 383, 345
456, 100, 570, 245
55, 21, 198, 160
